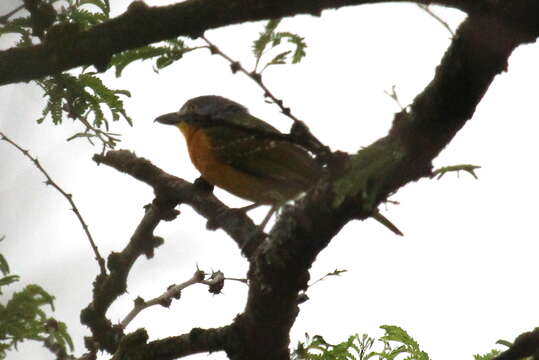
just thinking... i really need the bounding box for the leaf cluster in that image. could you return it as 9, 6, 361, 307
57, 0, 110, 30
0, 0, 110, 43
292, 325, 431, 360
110, 38, 200, 76
293, 333, 375, 360
37, 72, 131, 148
252, 18, 307, 73
0, 249, 73, 359
0, 0, 135, 149
474, 349, 503, 360
293, 325, 515, 360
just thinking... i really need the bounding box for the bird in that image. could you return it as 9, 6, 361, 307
155, 95, 404, 235
155, 95, 321, 210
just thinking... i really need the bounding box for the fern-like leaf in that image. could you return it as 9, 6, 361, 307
111, 38, 196, 76
252, 19, 307, 72
252, 18, 281, 61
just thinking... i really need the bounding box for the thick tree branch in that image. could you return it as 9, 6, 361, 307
82, 150, 259, 355
0, 0, 475, 86
133, 326, 232, 360
224, 12, 539, 360
92, 150, 262, 255
494, 327, 539, 360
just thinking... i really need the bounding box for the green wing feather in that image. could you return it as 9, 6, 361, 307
204, 113, 321, 194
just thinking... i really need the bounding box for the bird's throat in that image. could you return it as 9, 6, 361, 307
177, 122, 198, 143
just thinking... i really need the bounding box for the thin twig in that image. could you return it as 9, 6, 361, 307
417, 4, 455, 37
224, 277, 248, 284
201, 36, 301, 122
120, 270, 208, 329
76, 115, 120, 154
0, 130, 107, 276
384, 85, 405, 110
63, 104, 120, 153
0, 4, 25, 24
308, 269, 347, 288
201, 35, 328, 157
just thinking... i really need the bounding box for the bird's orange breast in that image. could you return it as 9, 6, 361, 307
177, 123, 280, 204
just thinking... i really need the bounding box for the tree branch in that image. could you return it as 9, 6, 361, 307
417, 4, 455, 36
131, 326, 232, 360
119, 269, 229, 330
201, 35, 329, 158
92, 150, 262, 256
80, 199, 172, 353
0, 0, 478, 86
224, 12, 538, 360
494, 327, 539, 360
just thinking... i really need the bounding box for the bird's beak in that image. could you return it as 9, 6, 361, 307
154, 112, 182, 125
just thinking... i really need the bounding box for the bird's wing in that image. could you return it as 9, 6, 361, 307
204, 113, 321, 189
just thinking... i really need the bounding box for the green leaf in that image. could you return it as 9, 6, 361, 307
53, 321, 75, 351
0, 284, 73, 357
252, 19, 307, 72
111, 39, 196, 76
267, 50, 291, 66
473, 349, 502, 360
0, 275, 20, 289
278, 31, 307, 63
378, 325, 430, 360
252, 18, 282, 61
0, 17, 33, 37
112, 46, 171, 77
292, 333, 376, 360
74, 9, 107, 28
36, 72, 131, 148
0, 255, 9, 276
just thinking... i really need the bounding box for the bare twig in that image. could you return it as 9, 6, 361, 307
384, 85, 406, 110
308, 269, 347, 288
224, 277, 248, 284
201, 36, 300, 122
417, 4, 455, 36
0, 130, 107, 276
120, 269, 230, 329
431, 164, 481, 179
201, 35, 329, 158
63, 104, 121, 154
120, 270, 203, 329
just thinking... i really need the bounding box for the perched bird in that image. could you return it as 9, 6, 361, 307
155, 95, 321, 206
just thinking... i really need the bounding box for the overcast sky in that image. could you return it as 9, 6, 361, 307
1, 1, 539, 359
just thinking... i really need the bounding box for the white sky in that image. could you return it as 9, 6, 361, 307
1, 1, 538, 359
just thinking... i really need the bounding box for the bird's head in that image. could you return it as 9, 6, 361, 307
154, 95, 248, 128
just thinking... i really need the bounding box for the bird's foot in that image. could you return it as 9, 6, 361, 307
194, 176, 214, 193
